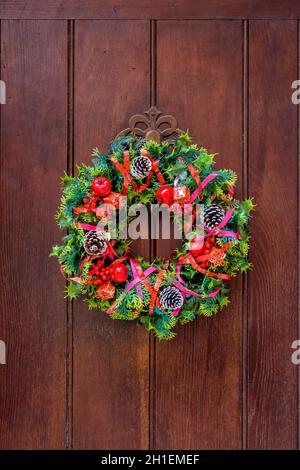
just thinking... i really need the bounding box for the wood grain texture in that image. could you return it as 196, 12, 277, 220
0, 9, 299, 452
247, 20, 298, 449
73, 20, 150, 449
0, 20, 67, 449
154, 20, 243, 449
1, 0, 300, 20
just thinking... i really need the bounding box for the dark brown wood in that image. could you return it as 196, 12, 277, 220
0, 3, 299, 452
0, 20, 68, 449
73, 20, 150, 449
1, 0, 300, 20
242, 20, 249, 450
155, 20, 243, 449
247, 20, 298, 449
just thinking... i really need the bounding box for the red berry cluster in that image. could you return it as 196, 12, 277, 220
88, 259, 104, 276
88, 260, 128, 284
192, 237, 218, 269
88, 260, 113, 281
83, 193, 99, 212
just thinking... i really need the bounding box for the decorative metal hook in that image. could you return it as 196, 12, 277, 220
115, 106, 183, 143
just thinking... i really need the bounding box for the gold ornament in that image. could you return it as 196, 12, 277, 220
173, 185, 190, 204
219, 192, 232, 205
209, 248, 226, 267
96, 282, 116, 300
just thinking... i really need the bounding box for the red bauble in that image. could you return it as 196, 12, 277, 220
91, 177, 111, 197
190, 237, 206, 256
111, 263, 128, 283
190, 236, 216, 257
156, 186, 174, 205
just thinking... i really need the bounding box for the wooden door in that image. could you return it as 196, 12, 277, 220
0, 1, 299, 450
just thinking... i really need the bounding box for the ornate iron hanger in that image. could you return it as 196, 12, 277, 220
115, 106, 183, 143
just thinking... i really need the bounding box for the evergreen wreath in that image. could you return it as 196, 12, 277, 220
52, 133, 253, 340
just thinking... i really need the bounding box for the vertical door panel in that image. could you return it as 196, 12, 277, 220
248, 20, 298, 449
155, 20, 243, 449
73, 20, 150, 449
0, 20, 68, 449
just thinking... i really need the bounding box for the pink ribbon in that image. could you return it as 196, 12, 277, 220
188, 172, 218, 204
173, 281, 202, 298
124, 266, 158, 293
176, 264, 186, 285
172, 279, 222, 317
215, 207, 233, 230
107, 266, 158, 314
130, 258, 143, 298
76, 222, 102, 231
196, 208, 241, 241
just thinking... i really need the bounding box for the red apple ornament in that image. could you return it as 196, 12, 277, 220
156, 186, 174, 205
111, 263, 128, 283
91, 177, 111, 197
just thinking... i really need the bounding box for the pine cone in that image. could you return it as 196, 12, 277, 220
202, 204, 225, 230
83, 231, 107, 256
130, 155, 152, 178
159, 286, 184, 310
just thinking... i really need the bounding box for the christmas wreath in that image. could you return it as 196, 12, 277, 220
52, 133, 253, 340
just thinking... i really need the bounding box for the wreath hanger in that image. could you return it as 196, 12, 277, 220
115, 106, 183, 143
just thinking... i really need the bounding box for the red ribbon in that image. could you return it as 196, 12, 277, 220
185, 253, 232, 280
187, 164, 218, 204
131, 258, 153, 295
111, 151, 131, 195
73, 207, 91, 214
195, 242, 233, 263
180, 164, 219, 233
111, 150, 165, 195
107, 263, 159, 315
148, 260, 169, 316
172, 280, 222, 317
140, 149, 166, 185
